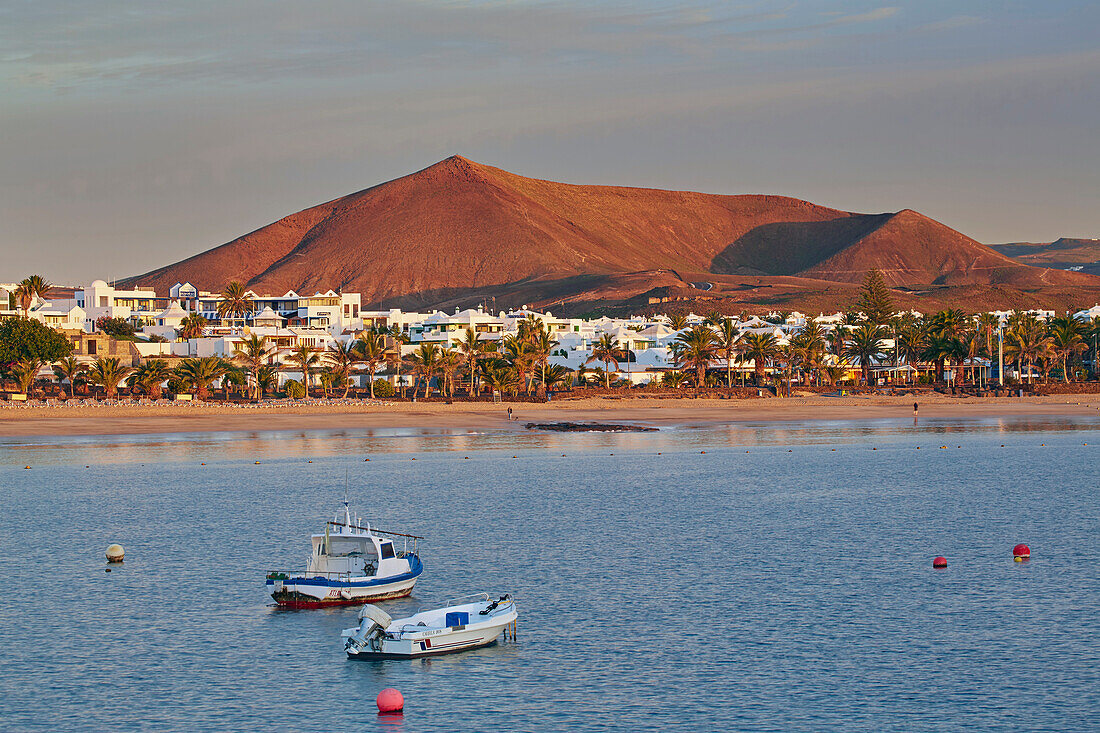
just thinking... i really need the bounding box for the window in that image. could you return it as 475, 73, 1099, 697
379, 542, 396, 560
99, 296, 108, 307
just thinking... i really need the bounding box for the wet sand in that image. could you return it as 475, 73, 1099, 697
2, 395, 1100, 437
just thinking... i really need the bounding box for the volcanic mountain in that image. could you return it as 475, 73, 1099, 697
123, 156, 1100, 313
990, 238, 1100, 277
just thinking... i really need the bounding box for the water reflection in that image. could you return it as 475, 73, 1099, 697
2, 416, 1098, 466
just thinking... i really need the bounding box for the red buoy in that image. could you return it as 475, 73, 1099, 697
376, 688, 404, 713
932, 556, 947, 569
1013, 544, 1031, 562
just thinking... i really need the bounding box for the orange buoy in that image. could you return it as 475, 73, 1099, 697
376, 688, 404, 713
932, 556, 947, 569
1013, 544, 1030, 562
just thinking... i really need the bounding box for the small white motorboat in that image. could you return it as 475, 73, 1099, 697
266, 498, 423, 609
342, 593, 518, 659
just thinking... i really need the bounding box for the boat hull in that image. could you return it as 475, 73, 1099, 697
343, 603, 517, 659
272, 581, 416, 609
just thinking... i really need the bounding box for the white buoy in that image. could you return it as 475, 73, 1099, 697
106, 544, 125, 563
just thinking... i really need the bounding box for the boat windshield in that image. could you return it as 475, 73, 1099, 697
325, 537, 377, 558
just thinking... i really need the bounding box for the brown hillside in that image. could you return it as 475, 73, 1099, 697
121, 156, 1099, 310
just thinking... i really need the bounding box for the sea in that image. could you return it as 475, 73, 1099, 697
1, 416, 1098, 732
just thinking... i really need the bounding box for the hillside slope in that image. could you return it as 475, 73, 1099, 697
122, 156, 1098, 309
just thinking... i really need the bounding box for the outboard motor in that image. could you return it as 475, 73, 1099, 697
345, 604, 393, 652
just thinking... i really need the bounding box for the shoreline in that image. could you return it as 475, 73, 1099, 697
2, 395, 1100, 437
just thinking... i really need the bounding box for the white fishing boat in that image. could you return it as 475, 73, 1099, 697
342, 594, 518, 659
266, 498, 423, 609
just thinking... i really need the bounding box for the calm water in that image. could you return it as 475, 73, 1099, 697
1, 417, 1098, 732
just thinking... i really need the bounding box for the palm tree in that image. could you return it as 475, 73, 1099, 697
529, 327, 560, 396
174, 357, 230, 400
256, 365, 278, 399
539, 364, 573, 392
410, 342, 442, 398
87, 357, 133, 399
232, 333, 273, 400
326, 340, 359, 398
288, 344, 322, 393
458, 327, 487, 396
1048, 315, 1085, 382
976, 312, 999, 360
714, 318, 742, 387
792, 321, 827, 386
355, 332, 387, 398
661, 370, 686, 388
741, 332, 779, 386
179, 313, 208, 339
844, 323, 885, 385
437, 348, 463, 398
52, 356, 86, 398
25, 274, 52, 301
222, 367, 248, 399
216, 281, 254, 325
502, 335, 537, 394
895, 321, 928, 383
667, 313, 688, 330
12, 357, 43, 395
129, 359, 172, 399
585, 334, 624, 389
1003, 314, 1050, 384
673, 325, 718, 387
13, 281, 34, 317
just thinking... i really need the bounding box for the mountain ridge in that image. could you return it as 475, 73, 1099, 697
120, 156, 1100, 312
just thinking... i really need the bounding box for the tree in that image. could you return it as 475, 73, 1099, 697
326, 340, 359, 398
714, 318, 742, 387
791, 321, 827, 387
741, 332, 779, 386
12, 282, 33, 317
216, 281, 254, 324
232, 333, 273, 401
355, 332, 387, 398
585, 334, 624, 389
288, 344, 322, 392
173, 356, 230, 400
855, 269, 894, 326
438, 348, 463, 398
502, 335, 537, 394
52, 356, 86, 398
128, 359, 172, 399
539, 363, 573, 392
529, 327, 560, 396
87, 357, 133, 399
0, 317, 73, 364
256, 365, 278, 398
1048, 315, 1085, 382
12, 358, 44, 395
673, 325, 718, 387
458, 327, 487, 396
409, 342, 441, 398
844, 323, 885, 385
667, 313, 688, 330
94, 316, 136, 339
283, 379, 306, 399
223, 367, 248, 399
661, 370, 686, 388
1003, 314, 1050, 384
179, 313, 208, 339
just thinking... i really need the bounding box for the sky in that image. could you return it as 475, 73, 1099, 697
2, 0, 1099, 284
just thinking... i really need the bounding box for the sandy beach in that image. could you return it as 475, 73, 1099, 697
2, 394, 1100, 437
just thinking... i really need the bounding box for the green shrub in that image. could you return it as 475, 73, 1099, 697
284, 379, 305, 399
371, 379, 395, 398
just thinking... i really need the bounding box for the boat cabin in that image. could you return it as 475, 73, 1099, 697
308, 530, 400, 578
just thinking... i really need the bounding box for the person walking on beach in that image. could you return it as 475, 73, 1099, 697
507, 407, 513, 421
